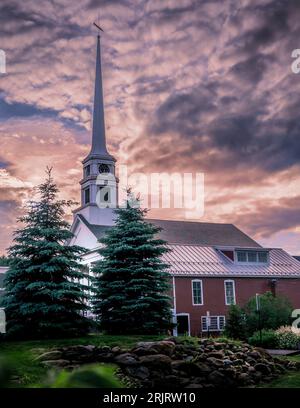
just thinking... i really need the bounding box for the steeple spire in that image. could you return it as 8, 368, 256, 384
89, 34, 110, 157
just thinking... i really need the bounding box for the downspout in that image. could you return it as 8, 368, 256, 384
172, 276, 177, 336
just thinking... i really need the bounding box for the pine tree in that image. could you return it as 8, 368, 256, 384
224, 305, 248, 340
92, 191, 173, 334
3, 168, 90, 339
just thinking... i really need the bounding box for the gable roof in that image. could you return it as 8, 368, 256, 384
164, 244, 300, 278
78, 214, 261, 248
147, 219, 261, 247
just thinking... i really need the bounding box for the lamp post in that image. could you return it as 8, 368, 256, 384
206, 311, 211, 338
256, 293, 262, 345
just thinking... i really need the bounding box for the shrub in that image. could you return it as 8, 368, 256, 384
224, 305, 248, 340
244, 292, 292, 335
248, 329, 278, 348
275, 326, 300, 350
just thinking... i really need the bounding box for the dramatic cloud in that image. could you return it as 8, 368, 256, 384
0, 0, 300, 254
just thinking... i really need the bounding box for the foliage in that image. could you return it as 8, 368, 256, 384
248, 329, 278, 348
276, 325, 300, 335
0, 256, 10, 266
224, 305, 248, 340
244, 292, 292, 335
43, 364, 122, 388
0, 334, 163, 387
275, 326, 300, 350
2, 168, 90, 339
92, 190, 173, 334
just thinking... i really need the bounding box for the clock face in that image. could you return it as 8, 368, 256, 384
99, 164, 110, 174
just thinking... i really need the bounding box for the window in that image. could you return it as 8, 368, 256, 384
237, 251, 247, 262
236, 250, 268, 264
248, 252, 257, 263
224, 280, 236, 305
84, 165, 90, 177
84, 187, 90, 204
201, 316, 225, 332
258, 252, 268, 263
192, 280, 203, 305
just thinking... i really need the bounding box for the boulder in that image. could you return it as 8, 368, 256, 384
139, 354, 172, 370
208, 370, 226, 386
208, 351, 224, 359
206, 357, 224, 368
133, 341, 175, 356
114, 353, 138, 366
254, 363, 272, 375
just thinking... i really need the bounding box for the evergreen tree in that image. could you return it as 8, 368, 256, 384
0, 256, 10, 266
224, 305, 247, 340
92, 191, 173, 334
3, 168, 90, 339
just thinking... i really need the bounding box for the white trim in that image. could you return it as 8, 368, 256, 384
176, 313, 190, 336
191, 279, 203, 306
234, 249, 269, 265
201, 315, 226, 332
224, 279, 236, 305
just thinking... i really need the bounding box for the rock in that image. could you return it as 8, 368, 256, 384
247, 351, 260, 360
232, 359, 244, 366
206, 357, 224, 368
254, 363, 271, 375
213, 342, 226, 350
125, 365, 150, 380
34, 338, 289, 389
208, 370, 226, 386
208, 351, 224, 359
114, 353, 138, 366
238, 373, 250, 385
139, 354, 172, 370
133, 341, 175, 356
196, 362, 212, 375
36, 350, 62, 361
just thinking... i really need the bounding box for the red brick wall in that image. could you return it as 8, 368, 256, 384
172, 276, 300, 336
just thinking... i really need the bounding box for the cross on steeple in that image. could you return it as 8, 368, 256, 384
93, 22, 104, 34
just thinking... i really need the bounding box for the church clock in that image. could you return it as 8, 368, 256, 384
99, 164, 110, 174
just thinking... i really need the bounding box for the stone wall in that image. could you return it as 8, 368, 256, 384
36, 338, 300, 388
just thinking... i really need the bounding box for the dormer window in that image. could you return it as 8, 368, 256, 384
236, 250, 268, 264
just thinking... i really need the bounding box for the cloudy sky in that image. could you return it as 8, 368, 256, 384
1, 0, 300, 255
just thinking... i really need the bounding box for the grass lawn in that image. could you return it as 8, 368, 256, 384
2, 335, 300, 388
260, 354, 300, 388
0, 334, 163, 387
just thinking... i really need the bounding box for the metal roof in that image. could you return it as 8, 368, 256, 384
163, 245, 300, 278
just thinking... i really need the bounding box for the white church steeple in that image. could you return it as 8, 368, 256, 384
75, 31, 117, 226
88, 34, 113, 159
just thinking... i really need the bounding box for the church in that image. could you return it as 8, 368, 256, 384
67, 33, 300, 336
